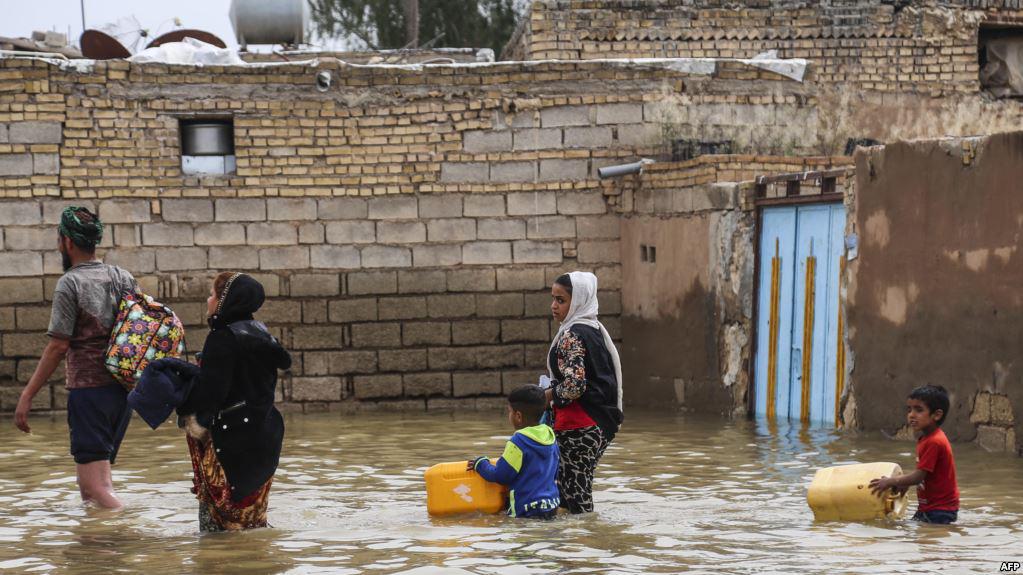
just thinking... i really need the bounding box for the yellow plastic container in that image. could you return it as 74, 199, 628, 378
807, 462, 909, 521
424, 460, 509, 516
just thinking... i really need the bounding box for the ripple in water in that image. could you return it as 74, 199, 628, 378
0, 411, 1019, 574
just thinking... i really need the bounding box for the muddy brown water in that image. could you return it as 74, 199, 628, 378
0, 410, 1019, 574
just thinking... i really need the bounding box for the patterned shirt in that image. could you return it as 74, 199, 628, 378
48, 261, 136, 389
548, 324, 622, 439
552, 330, 598, 430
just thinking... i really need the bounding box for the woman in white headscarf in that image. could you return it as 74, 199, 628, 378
544, 271, 623, 513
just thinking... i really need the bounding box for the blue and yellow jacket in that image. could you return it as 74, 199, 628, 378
474, 424, 560, 518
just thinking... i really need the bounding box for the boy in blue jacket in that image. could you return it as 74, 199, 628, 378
469, 385, 560, 519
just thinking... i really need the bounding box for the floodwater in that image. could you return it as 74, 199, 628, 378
0, 411, 1020, 575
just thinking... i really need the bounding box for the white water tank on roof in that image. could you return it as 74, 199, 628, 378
229, 0, 309, 48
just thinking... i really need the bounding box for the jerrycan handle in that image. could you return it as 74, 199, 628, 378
882, 487, 908, 516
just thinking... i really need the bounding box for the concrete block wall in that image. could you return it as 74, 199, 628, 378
0, 191, 623, 413
0, 120, 62, 198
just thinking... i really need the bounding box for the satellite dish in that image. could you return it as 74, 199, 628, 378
79, 29, 131, 59
146, 29, 226, 49
100, 16, 150, 53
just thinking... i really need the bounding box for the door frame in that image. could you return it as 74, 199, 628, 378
746, 169, 848, 419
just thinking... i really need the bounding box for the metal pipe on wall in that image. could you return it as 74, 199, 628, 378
597, 158, 654, 179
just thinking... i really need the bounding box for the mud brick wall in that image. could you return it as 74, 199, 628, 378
510, 0, 1023, 96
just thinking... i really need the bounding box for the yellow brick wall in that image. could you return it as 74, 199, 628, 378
513, 0, 1023, 96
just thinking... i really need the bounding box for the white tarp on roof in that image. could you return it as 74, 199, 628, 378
128, 37, 246, 66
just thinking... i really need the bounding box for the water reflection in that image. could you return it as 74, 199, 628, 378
0, 410, 1019, 574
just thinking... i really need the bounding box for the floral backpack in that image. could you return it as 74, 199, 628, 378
104, 267, 186, 390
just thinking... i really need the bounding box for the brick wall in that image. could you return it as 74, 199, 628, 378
0, 58, 826, 201
0, 50, 1017, 415
4, 57, 768, 413
509, 0, 1023, 96
612, 155, 855, 215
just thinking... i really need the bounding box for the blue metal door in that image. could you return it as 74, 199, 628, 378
754, 203, 846, 425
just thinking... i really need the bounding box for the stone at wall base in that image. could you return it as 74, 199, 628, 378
976, 425, 1017, 454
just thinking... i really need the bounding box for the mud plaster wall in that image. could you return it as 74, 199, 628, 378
849, 132, 1023, 453
621, 211, 756, 415
621, 215, 721, 410
616, 158, 850, 416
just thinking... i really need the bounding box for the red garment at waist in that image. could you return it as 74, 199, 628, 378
554, 402, 596, 431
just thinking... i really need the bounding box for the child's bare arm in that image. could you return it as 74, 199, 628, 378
869, 469, 927, 496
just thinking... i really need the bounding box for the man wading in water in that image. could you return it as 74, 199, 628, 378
14, 206, 137, 509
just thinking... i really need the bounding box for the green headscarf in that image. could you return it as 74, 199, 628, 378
58, 206, 104, 249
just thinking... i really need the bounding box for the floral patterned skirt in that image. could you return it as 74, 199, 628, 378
186, 435, 272, 532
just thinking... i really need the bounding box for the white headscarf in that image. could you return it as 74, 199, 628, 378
546, 271, 623, 411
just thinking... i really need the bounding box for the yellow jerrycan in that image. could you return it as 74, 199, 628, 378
807, 462, 909, 521
424, 460, 509, 516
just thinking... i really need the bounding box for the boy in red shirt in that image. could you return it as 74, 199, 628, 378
870, 385, 959, 524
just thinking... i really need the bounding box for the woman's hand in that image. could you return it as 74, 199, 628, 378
182, 414, 211, 443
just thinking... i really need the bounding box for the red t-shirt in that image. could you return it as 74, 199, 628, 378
916, 427, 959, 511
